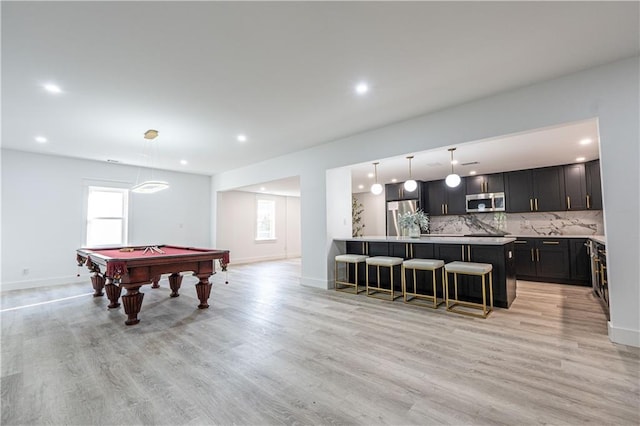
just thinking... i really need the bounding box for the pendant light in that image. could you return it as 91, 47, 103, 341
403, 155, 417, 192
445, 147, 461, 188
131, 129, 170, 194
370, 162, 383, 195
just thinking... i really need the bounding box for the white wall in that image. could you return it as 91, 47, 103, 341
354, 191, 386, 236
1, 149, 212, 291
216, 191, 300, 264
211, 57, 639, 346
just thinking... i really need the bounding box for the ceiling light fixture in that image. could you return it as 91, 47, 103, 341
445, 148, 461, 188
580, 138, 593, 145
35, 136, 47, 143
237, 134, 247, 142
43, 83, 62, 94
370, 162, 383, 195
180, 160, 188, 165
469, 170, 477, 175
576, 156, 586, 162
404, 155, 417, 192
131, 129, 169, 194
355, 82, 369, 95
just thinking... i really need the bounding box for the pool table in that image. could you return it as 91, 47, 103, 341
76, 245, 230, 325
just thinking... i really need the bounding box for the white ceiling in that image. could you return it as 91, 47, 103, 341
2, 2, 638, 194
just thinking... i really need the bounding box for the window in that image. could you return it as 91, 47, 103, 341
86, 186, 129, 246
256, 198, 276, 240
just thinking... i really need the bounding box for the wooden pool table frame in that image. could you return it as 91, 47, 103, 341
76, 245, 229, 325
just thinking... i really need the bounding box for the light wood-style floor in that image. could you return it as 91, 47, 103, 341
2, 258, 638, 425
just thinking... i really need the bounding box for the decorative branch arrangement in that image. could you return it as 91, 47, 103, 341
352, 196, 366, 237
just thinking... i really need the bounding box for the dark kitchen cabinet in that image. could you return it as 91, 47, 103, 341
514, 237, 588, 285
426, 179, 466, 216
385, 181, 423, 202
585, 160, 603, 210
564, 163, 587, 210
505, 166, 565, 212
466, 173, 504, 194
569, 239, 590, 282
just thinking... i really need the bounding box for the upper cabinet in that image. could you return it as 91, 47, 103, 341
385, 181, 423, 202
466, 173, 504, 194
564, 163, 587, 210
585, 160, 603, 210
427, 179, 466, 216
505, 166, 565, 212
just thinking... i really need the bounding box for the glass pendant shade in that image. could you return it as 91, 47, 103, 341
131, 181, 170, 194
445, 148, 461, 188
370, 183, 383, 195
445, 173, 461, 188
370, 162, 383, 195
404, 179, 417, 192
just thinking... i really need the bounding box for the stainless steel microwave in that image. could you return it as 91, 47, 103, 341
466, 192, 506, 213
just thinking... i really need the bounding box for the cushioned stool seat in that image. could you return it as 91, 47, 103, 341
445, 261, 493, 318
402, 259, 445, 308
365, 256, 403, 301
334, 254, 369, 294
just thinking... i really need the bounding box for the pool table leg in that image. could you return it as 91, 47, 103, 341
122, 286, 144, 325
169, 273, 183, 298
91, 273, 105, 297
195, 274, 212, 309
151, 275, 161, 289
104, 278, 121, 309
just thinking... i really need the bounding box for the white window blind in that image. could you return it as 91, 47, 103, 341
256, 198, 276, 240
86, 186, 129, 246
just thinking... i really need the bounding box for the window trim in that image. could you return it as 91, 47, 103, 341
255, 197, 276, 242
83, 182, 130, 247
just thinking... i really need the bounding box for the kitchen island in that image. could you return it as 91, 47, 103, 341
335, 235, 517, 308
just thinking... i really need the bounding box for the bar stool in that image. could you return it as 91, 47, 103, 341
444, 261, 493, 318
334, 254, 369, 294
402, 258, 446, 309
365, 256, 404, 301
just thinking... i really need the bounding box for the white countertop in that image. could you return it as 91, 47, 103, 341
339, 234, 606, 245
339, 235, 516, 245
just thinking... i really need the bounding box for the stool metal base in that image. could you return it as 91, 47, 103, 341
402, 265, 445, 309
334, 259, 365, 294
445, 271, 493, 318
366, 264, 401, 301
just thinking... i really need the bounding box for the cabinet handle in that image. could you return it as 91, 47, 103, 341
405, 244, 409, 258
531, 248, 535, 262
441, 204, 444, 215
461, 245, 465, 261
467, 245, 471, 261
515, 240, 527, 244
536, 248, 540, 262
567, 196, 571, 210
530, 199, 533, 211
535, 198, 539, 211
586, 195, 591, 209
542, 241, 560, 245
410, 244, 414, 258
362, 242, 365, 254
445, 204, 448, 215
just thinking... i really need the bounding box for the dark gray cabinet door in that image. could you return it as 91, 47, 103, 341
532, 166, 565, 212
585, 160, 603, 210
564, 163, 587, 210
427, 179, 466, 215
514, 239, 536, 277
569, 239, 590, 282
446, 180, 467, 214
535, 239, 570, 280
427, 180, 446, 216
466, 173, 505, 194
505, 170, 534, 212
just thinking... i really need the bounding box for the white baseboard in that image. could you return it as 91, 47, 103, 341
300, 276, 329, 289
229, 254, 290, 265
608, 321, 640, 347
1, 274, 88, 292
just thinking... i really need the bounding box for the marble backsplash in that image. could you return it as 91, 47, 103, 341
428, 210, 604, 236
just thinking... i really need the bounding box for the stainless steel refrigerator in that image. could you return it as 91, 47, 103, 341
386, 199, 417, 236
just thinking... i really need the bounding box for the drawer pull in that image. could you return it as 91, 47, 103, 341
542, 241, 560, 245
514, 240, 528, 244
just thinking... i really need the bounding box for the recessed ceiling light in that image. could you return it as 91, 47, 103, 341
576, 157, 586, 162
237, 134, 247, 142
469, 171, 477, 175
580, 138, 593, 145
180, 160, 188, 165
35, 136, 47, 143
260, 187, 266, 191
451, 160, 459, 165
358, 184, 364, 189
391, 178, 397, 183
43, 83, 62, 94
367, 172, 374, 178
355, 82, 369, 95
